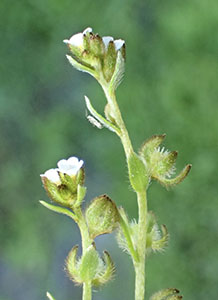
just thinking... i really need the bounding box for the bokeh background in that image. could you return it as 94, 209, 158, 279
1, 0, 218, 299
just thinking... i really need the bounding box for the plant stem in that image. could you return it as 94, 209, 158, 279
74, 207, 93, 300
102, 85, 133, 158
75, 207, 93, 250
102, 85, 148, 300
134, 191, 147, 300
82, 281, 92, 300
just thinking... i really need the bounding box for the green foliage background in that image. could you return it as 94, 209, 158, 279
0, 0, 218, 299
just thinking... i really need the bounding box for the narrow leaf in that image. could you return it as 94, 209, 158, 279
39, 201, 76, 221
66, 55, 96, 77
84, 95, 120, 135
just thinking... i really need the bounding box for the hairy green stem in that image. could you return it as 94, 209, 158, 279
82, 281, 92, 300
102, 85, 148, 300
74, 207, 93, 300
134, 191, 147, 300
102, 84, 133, 158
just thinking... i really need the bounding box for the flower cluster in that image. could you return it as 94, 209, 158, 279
63, 27, 125, 87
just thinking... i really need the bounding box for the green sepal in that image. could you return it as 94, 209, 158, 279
151, 150, 178, 179
85, 194, 120, 239
127, 152, 149, 192
92, 251, 115, 287
76, 168, 85, 186
89, 34, 105, 57
84, 95, 121, 135
79, 244, 100, 282
39, 201, 76, 221
46, 292, 56, 300
65, 245, 82, 284
41, 176, 75, 207
150, 288, 182, 300
74, 184, 87, 208
103, 41, 117, 82
146, 212, 169, 253
139, 134, 166, 163
157, 164, 192, 188
109, 50, 125, 91
66, 54, 97, 78
58, 172, 77, 194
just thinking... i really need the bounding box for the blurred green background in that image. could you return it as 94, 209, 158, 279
0, 0, 218, 299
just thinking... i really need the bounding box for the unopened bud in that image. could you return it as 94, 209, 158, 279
85, 194, 120, 239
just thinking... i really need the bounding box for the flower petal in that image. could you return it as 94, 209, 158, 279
114, 39, 125, 51
102, 36, 114, 49
41, 169, 61, 184
83, 27, 93, 34
64, 33, 84, 47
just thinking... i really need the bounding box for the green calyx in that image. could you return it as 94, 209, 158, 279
41, 168, 86, 208
85, 194, 120, 239
64, 28, 125, 88
66, 245, 115, 286
146, 212, 169, 253
139, 134, 191, 188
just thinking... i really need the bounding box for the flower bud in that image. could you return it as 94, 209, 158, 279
64, 27, 126, 89
40, 156, 85, 208
85, 194, 120, 239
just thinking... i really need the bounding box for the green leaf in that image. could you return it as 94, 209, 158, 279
84, 95, 120, 135
127, 152, 149, 192
66, 55, 96, 77
39, 201, 76, 221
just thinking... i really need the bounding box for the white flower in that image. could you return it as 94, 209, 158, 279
41, 168, 61, 184
57, 156, 84, 176
102, 36, 125, 51
114, 39, 125, 51
102, 36, 114, 49
63, 27, 93, 47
